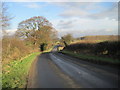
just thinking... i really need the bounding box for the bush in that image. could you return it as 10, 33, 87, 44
94, 41, 120, 58
64, 43, 94, 54
63, 41, 119, 59
2, 37, 32, 64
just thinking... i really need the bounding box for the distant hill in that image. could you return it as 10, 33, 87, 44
79, 35, 119, 41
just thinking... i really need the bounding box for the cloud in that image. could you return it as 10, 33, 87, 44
58, 2, 118, 20
58, 2, 93, 18
52, 17, 118, 37
57, 20, 74, 29
60, 8, 90, 18
5, 29, 17, 35
89, 3, 118, 20
56, 2, 118, 37
24, 3, 41, 8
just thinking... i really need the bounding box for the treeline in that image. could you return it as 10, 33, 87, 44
63, 41, 120, 59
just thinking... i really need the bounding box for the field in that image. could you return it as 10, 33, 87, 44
2, 52, 40, 88
72, 35, 119, 44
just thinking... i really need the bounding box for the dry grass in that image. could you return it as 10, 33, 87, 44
72, 35, 119, 45
71, 40, 102, 44
2, 37, 35, 65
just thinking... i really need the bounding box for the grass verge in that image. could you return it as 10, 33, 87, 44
60, 50, 120, 65
44, 47, 54, 53
2, 52, 40, 88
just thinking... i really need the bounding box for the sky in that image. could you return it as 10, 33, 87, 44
5, 1, 119, 37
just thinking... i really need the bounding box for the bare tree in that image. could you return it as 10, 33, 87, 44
0, 2, 12, 30
61, 34, 73, 46
16, 16, 57, 48
16, 16, 52, 38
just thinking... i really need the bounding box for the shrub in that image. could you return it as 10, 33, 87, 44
63, 41, 119, 59
94, 41, 120, 58
2, 37, 33, 64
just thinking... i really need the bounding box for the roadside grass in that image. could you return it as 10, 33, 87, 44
71, 40, 104, 44
61, 50, 120, 65
44, 47, 54, 53
2, 52, 40, 88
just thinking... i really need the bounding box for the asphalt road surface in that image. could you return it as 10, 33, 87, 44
27, 52, 119, 88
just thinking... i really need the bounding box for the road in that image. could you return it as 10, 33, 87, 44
27, 51, 119, 88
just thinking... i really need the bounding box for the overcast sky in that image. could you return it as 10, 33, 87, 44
5, 1, 118, 37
